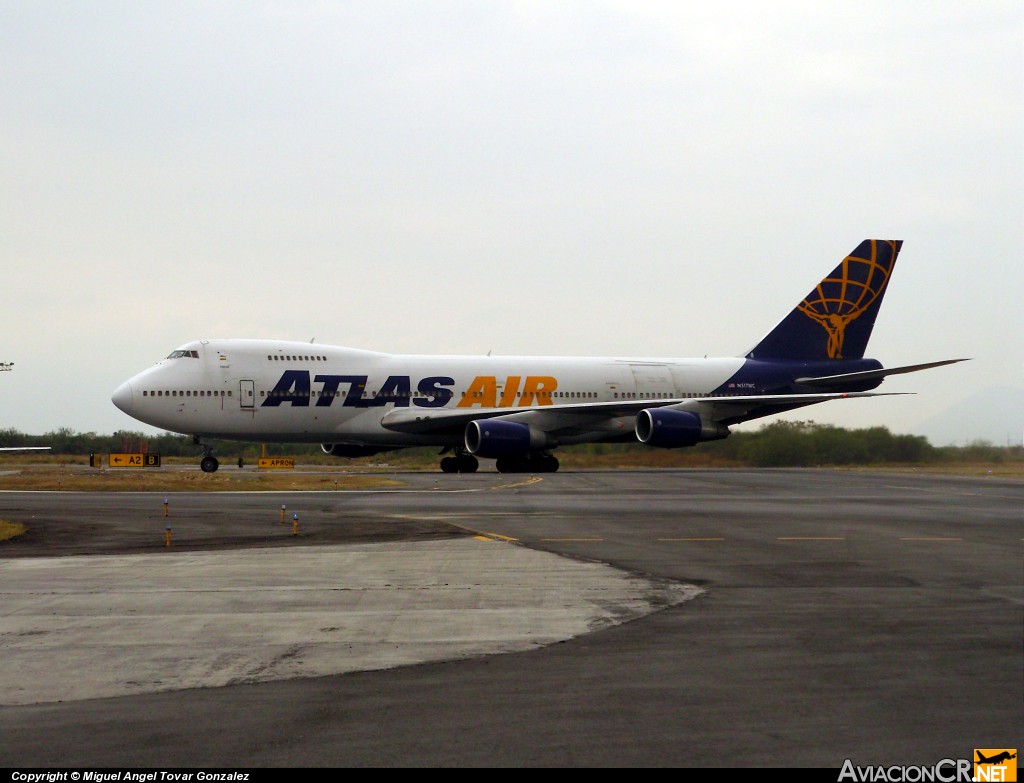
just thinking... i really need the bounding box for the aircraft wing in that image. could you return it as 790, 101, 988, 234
668, 393, 904, 427
379, 391, 905, 436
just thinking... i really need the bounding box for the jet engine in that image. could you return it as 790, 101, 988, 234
464, 419, 555, 459
635, 409, 729, 448
321, 443, 389, 458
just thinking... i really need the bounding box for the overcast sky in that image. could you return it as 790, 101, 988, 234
2, 1, 1021, 445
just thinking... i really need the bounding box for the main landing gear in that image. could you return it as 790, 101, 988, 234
439, 448, 479, 473
195, 437, 219, 473
495, 453, 559, 473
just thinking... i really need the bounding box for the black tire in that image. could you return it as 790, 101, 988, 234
440, 456, 459, 473
200, 456, 219, 473
495, 457, 516, 473
458, 456, 479, 473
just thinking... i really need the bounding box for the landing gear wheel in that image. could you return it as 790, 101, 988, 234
440, 454, 479, 473
496, 455, 558, 473
496, 457, 532, 473
495, 457, 517, 474
540, 455, 559, 472
200, 456, 220, 473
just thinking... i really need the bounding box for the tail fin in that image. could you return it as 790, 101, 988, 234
746, 239, 902, 361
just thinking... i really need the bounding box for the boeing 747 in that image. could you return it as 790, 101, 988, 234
111, 240, 965, 473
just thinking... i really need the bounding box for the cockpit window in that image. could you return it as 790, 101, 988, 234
166, 350, 200, 359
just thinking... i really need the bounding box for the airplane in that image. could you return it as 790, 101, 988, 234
977, 751, 1017, 765
111, 239, 966, 474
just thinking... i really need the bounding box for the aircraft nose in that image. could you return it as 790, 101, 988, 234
112, 380, 135, 414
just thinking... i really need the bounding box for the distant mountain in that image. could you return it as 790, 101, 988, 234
909, 387, 1024, 447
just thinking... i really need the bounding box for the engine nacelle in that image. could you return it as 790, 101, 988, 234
635, 408, 729, 448
465, 419, 555, 459
321, 443, 388, 458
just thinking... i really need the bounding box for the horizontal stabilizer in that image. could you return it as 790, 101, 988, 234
794, 358, 969, 387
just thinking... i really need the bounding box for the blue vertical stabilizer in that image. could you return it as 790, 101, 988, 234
746, 239, 901, 361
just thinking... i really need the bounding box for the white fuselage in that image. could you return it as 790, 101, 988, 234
112, 339, 744, 446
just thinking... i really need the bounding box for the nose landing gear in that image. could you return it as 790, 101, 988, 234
194, 437, 220, 473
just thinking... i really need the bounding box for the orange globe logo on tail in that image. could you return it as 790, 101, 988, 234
796, 240, 895, 359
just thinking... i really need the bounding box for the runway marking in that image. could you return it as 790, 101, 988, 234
0, 476, 546, 498
658, 537, 724, 542
489, 476, 544, 490
393, 517, 521, 542
885, 484, 1022, 500
886, 484, 978, 496
776, 537, 846, 541
476, 532, 518, 542
388, 512, 523, 520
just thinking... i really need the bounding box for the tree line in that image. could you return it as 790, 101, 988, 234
1, 422, 1019, 467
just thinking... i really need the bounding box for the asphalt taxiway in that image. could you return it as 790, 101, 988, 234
0, 468, 1021, 767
